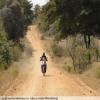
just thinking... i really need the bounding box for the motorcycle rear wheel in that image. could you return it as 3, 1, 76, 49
41, 64, 47, 76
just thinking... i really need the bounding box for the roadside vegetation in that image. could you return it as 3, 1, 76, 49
35, 0, 100, 77
0, 0, 34, 70
0, 0, 34, 95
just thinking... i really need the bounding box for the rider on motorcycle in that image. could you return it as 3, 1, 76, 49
40, 52, 48, 75
40, 52, 48, 61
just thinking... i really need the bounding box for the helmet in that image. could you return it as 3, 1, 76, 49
43, 52, 45, 56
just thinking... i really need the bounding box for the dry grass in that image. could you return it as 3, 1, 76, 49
43, 35, 100, 92
95, 68, 100, 78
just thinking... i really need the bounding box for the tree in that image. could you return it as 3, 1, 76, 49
78, 0, 100, 48
18, 0, 34, 26
2, 0, 24, 42
0, 0, 6, 9
0, 0, 34, 42
34, 4, 40, 18
38, 0, 100, 48
37, 0, 57, 32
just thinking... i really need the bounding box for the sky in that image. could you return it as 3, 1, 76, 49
28, 0, 49, 8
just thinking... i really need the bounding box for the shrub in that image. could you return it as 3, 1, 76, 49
95, 68, 100, 78
95, 48, 100, 61
64, 65, 72, 72
92, 37, 100, 61
0, 20, 11, 70
66, 35, 97, 73
51, 42, 64, 57
9, 45, 22, 61
85, 50, 92, 64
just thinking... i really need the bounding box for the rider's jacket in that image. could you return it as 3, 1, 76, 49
40, 56, 47, 65
40, 55, 48, 61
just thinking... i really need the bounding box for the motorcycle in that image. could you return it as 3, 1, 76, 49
40, 57, 47, 76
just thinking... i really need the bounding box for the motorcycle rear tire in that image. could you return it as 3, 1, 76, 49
41, 64, 47, 74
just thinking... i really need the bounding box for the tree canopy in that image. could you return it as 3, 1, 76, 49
37, 0, 100, 48
0, 0, 34, 42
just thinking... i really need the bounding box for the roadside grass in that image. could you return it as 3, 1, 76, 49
63, 64, 74, 73
95, 67, 100, 78
10, 66, 19, 77
44, 34, 100, 74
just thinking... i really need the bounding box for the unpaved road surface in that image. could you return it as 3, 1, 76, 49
3, 26, 100, 96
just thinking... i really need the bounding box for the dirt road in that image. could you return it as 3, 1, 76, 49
3, 26, 99, 96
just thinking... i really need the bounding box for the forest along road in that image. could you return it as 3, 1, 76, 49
3, 26, 100, 96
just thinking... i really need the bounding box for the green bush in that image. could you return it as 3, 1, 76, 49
0, 41, 26, 70
0, 20, 23, 70
0, 20, 11, 70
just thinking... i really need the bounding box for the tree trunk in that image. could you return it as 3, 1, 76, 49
84, 34, 88, 48
87, 34, 91, 48
84, 34, 91, 48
